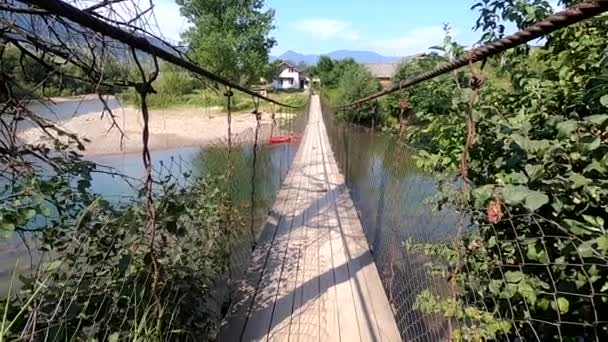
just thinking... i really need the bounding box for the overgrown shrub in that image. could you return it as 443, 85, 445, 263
0, 130, 252, 341
390, 6, 608, 341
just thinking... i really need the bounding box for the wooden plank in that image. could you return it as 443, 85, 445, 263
318, 112, 401, 342
241, 131, 313, 341
218, 155, 300, 341
304, 98, 361, 342
289, 115, 322, 342
267, 126, 315, 341
314, 112, 342, 342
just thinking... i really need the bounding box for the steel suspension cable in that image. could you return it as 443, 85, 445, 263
337, 0, 608, 109
18, 0, 303, 109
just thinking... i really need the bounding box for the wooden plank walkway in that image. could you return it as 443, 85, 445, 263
218, 95, 401, 342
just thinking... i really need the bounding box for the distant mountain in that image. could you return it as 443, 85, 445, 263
272, 50, 402, 65
275, 51, 320, 65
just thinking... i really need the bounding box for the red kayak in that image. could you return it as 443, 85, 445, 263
269, 135, 302, 144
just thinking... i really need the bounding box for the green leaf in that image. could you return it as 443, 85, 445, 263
473, 184, 495, 207
504, 271, 524, 283
596, 235, 608, 253
556, 120, 578, 138
501, 185, 528, 205
556, 297, 569, 314
526, 243, 547, 262
583, 215, 605, 229
108, 332, 120, 342
489, 279, 503, 295
585, 114, 608, 126
0, 222, 15, 231
570, 173, 591, 188
511, 133, 530, 151
509, 172, 529, 185
600, 94, 608, 107
525, 164, 544, 182
524, 191, 549, 212
22, 208, 37, 221
563, 219, 600, 235
577, 240, 595, 258
519, 281, 537, 304
537, 298, 550, 311
577, 136, 601, 152
40, 205, 52, 217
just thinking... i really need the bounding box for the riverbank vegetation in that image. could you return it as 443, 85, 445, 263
313, 56, 381, 123
120, 63, 308, 111
330, 1, 608, 340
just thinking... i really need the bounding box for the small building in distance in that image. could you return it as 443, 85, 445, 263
272, 62, 310, 90
364, 63, 397, 88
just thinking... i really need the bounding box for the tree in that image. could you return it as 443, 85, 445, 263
296, 61, 308, 72
316, 55, 335, 86
315, 56, 360, 89
335, 63, 380, 124
263, 59, 284, 84
177, 0, 276, 85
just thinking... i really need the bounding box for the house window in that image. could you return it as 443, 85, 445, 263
289, 68, 294, 73
289, 79, 294, 85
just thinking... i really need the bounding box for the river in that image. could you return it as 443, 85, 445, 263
1, 97, 300, 294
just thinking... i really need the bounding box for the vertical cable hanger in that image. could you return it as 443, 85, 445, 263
224, 86, 234, 283
249, 96, 262, 248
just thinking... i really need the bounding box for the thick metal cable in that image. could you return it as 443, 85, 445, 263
337, 0, 608, 108
18, 0, 303, 109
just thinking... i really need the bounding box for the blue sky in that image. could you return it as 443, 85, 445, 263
265, 0, 482, 56
150, 0, 560, 57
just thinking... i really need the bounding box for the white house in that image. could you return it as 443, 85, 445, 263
272, 62, 309, 90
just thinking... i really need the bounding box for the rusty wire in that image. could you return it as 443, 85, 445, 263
249, 99, 262, 248
337, 0, 608, 108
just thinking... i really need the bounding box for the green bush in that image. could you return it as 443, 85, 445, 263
388, 7, 608, 341
332, 63, 380, 125
0, 154, 246, 341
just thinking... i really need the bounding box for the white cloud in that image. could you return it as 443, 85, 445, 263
369, 26, 446, 56
292, 18, 360, 41
91, 0, 190, 43
153, 0, 190, 43
549, 0, 564, 12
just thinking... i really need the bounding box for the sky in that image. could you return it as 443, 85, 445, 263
149, 0, 562, 57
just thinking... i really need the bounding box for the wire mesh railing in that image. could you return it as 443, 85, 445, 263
0, 0, 310, 340
323, 92, 608, 341
0, 94, 308, 341
320, 2, 608, 341
322, 99, 458, 341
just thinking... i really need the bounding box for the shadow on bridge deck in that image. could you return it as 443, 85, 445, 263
218, 95, 400, 342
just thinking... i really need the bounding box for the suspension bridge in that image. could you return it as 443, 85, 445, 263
219, 95, 401, 341
2, 0, 608, 341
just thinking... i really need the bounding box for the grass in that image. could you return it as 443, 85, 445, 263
119, 64, 309, 111
122, 87, 308, 112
